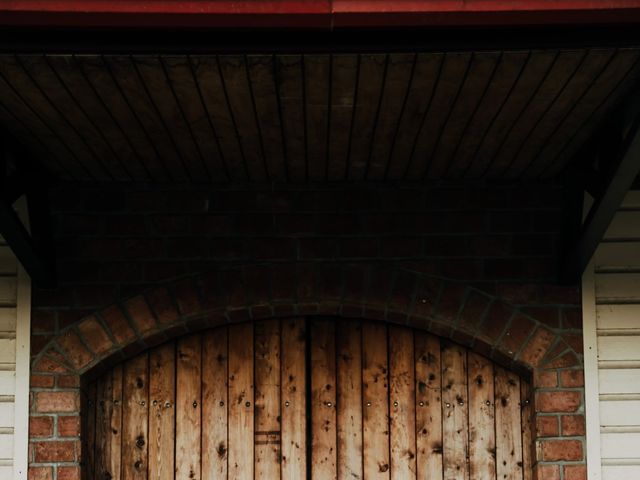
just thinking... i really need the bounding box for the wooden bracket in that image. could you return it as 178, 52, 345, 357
0, 132, 56, 287
560, 92, 640, 284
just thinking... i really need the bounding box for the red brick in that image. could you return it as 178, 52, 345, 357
57, 375, 80, 388
173, 279, 203, 316
539, 439, 583, 461
534, 370, 558, 388
30, 375, 55, 388
500, 314, 535, 355
56, 330, 94, 370
562, 308, 582, 329
58, 415, 81, 437
57, 466, 81, 480
458, 291, 491, 331
29, 416, 54, 437
28, 467, 53, 480
564, 465, 587, 480
145, 287, 179, 324
561, 415, 586, 436
536, 415, 559, 437
124, 295, 156, 333
35, 392, 79, 413
32, 311, 56, 334
561, 370, 584, 388
77, 316, 113, 354
436, 284, 466, 322
100, 305, 136, 344
522, 307, 560, 328
545, 351, 579, 370
534, 464, 560, 480
481, 301, 512, 342
34, 440, 76, 462
519, 327, 556, 367
33, 356, 68, 374
536, 391, 581, 413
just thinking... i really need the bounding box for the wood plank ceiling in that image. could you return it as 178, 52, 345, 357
0, 48, 639, 183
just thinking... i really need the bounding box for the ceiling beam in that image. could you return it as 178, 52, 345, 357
561, 102, 640, 284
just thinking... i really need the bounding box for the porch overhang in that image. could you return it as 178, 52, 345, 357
3, 0, 640, 29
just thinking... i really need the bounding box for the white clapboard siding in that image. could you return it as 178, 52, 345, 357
605, 211, 640, 239
0, 200, 31, 480
0, 278, 16, 307
601, 433, 640, 459
598, 336, 640, 363
0, 248, 16, 276
600, 400, 640, 426
603, 465, 640, 480
597, 304, 640, 331
585, 190, 640, 479
595, 273, 640, 301
0, 372, 15, 397
595, 243, 640, 271
599, 369, 640, 395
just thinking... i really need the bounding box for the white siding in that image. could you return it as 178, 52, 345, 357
586, 190, 640, 479
0, 242, 16, 479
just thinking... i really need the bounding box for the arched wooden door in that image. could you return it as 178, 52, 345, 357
83, 317, 533, 480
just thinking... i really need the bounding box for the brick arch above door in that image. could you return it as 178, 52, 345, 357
33, 263, 575, 379
28, 263, 586, 480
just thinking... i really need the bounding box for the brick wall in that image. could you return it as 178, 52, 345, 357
28, 182, 586, 480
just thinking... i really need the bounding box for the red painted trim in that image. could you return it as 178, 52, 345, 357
2, 0, 640, 28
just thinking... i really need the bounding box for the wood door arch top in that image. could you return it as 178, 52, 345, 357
84, 317, 533, 480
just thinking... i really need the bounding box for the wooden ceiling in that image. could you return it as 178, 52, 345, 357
0, 49, 639, 183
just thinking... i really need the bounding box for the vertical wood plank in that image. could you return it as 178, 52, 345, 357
281, 318, 306, 480
176, 335, 202, 480
94, 372, 111, 479
110, 365, 124, 480
467, 353, 496, 480
255, 319, 282, 479
362, 322, 390, 479
389, 326, 417, 479
202, 327, 229, 479
520, 380, 534, 480
228, 322, 254, 480
148, 343, 176, 480
414, 332, 443, 480
83, 382, 97, 480
311, 318, 338, 478
336, 320, 363, 480
122, 354, 149, 480
495, 367, 523, 480
441, 343, 469, 480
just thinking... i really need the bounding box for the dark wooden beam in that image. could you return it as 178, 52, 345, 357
561, 106, 640, 284
0, 131, 56, 287
0, 195, 55, 287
